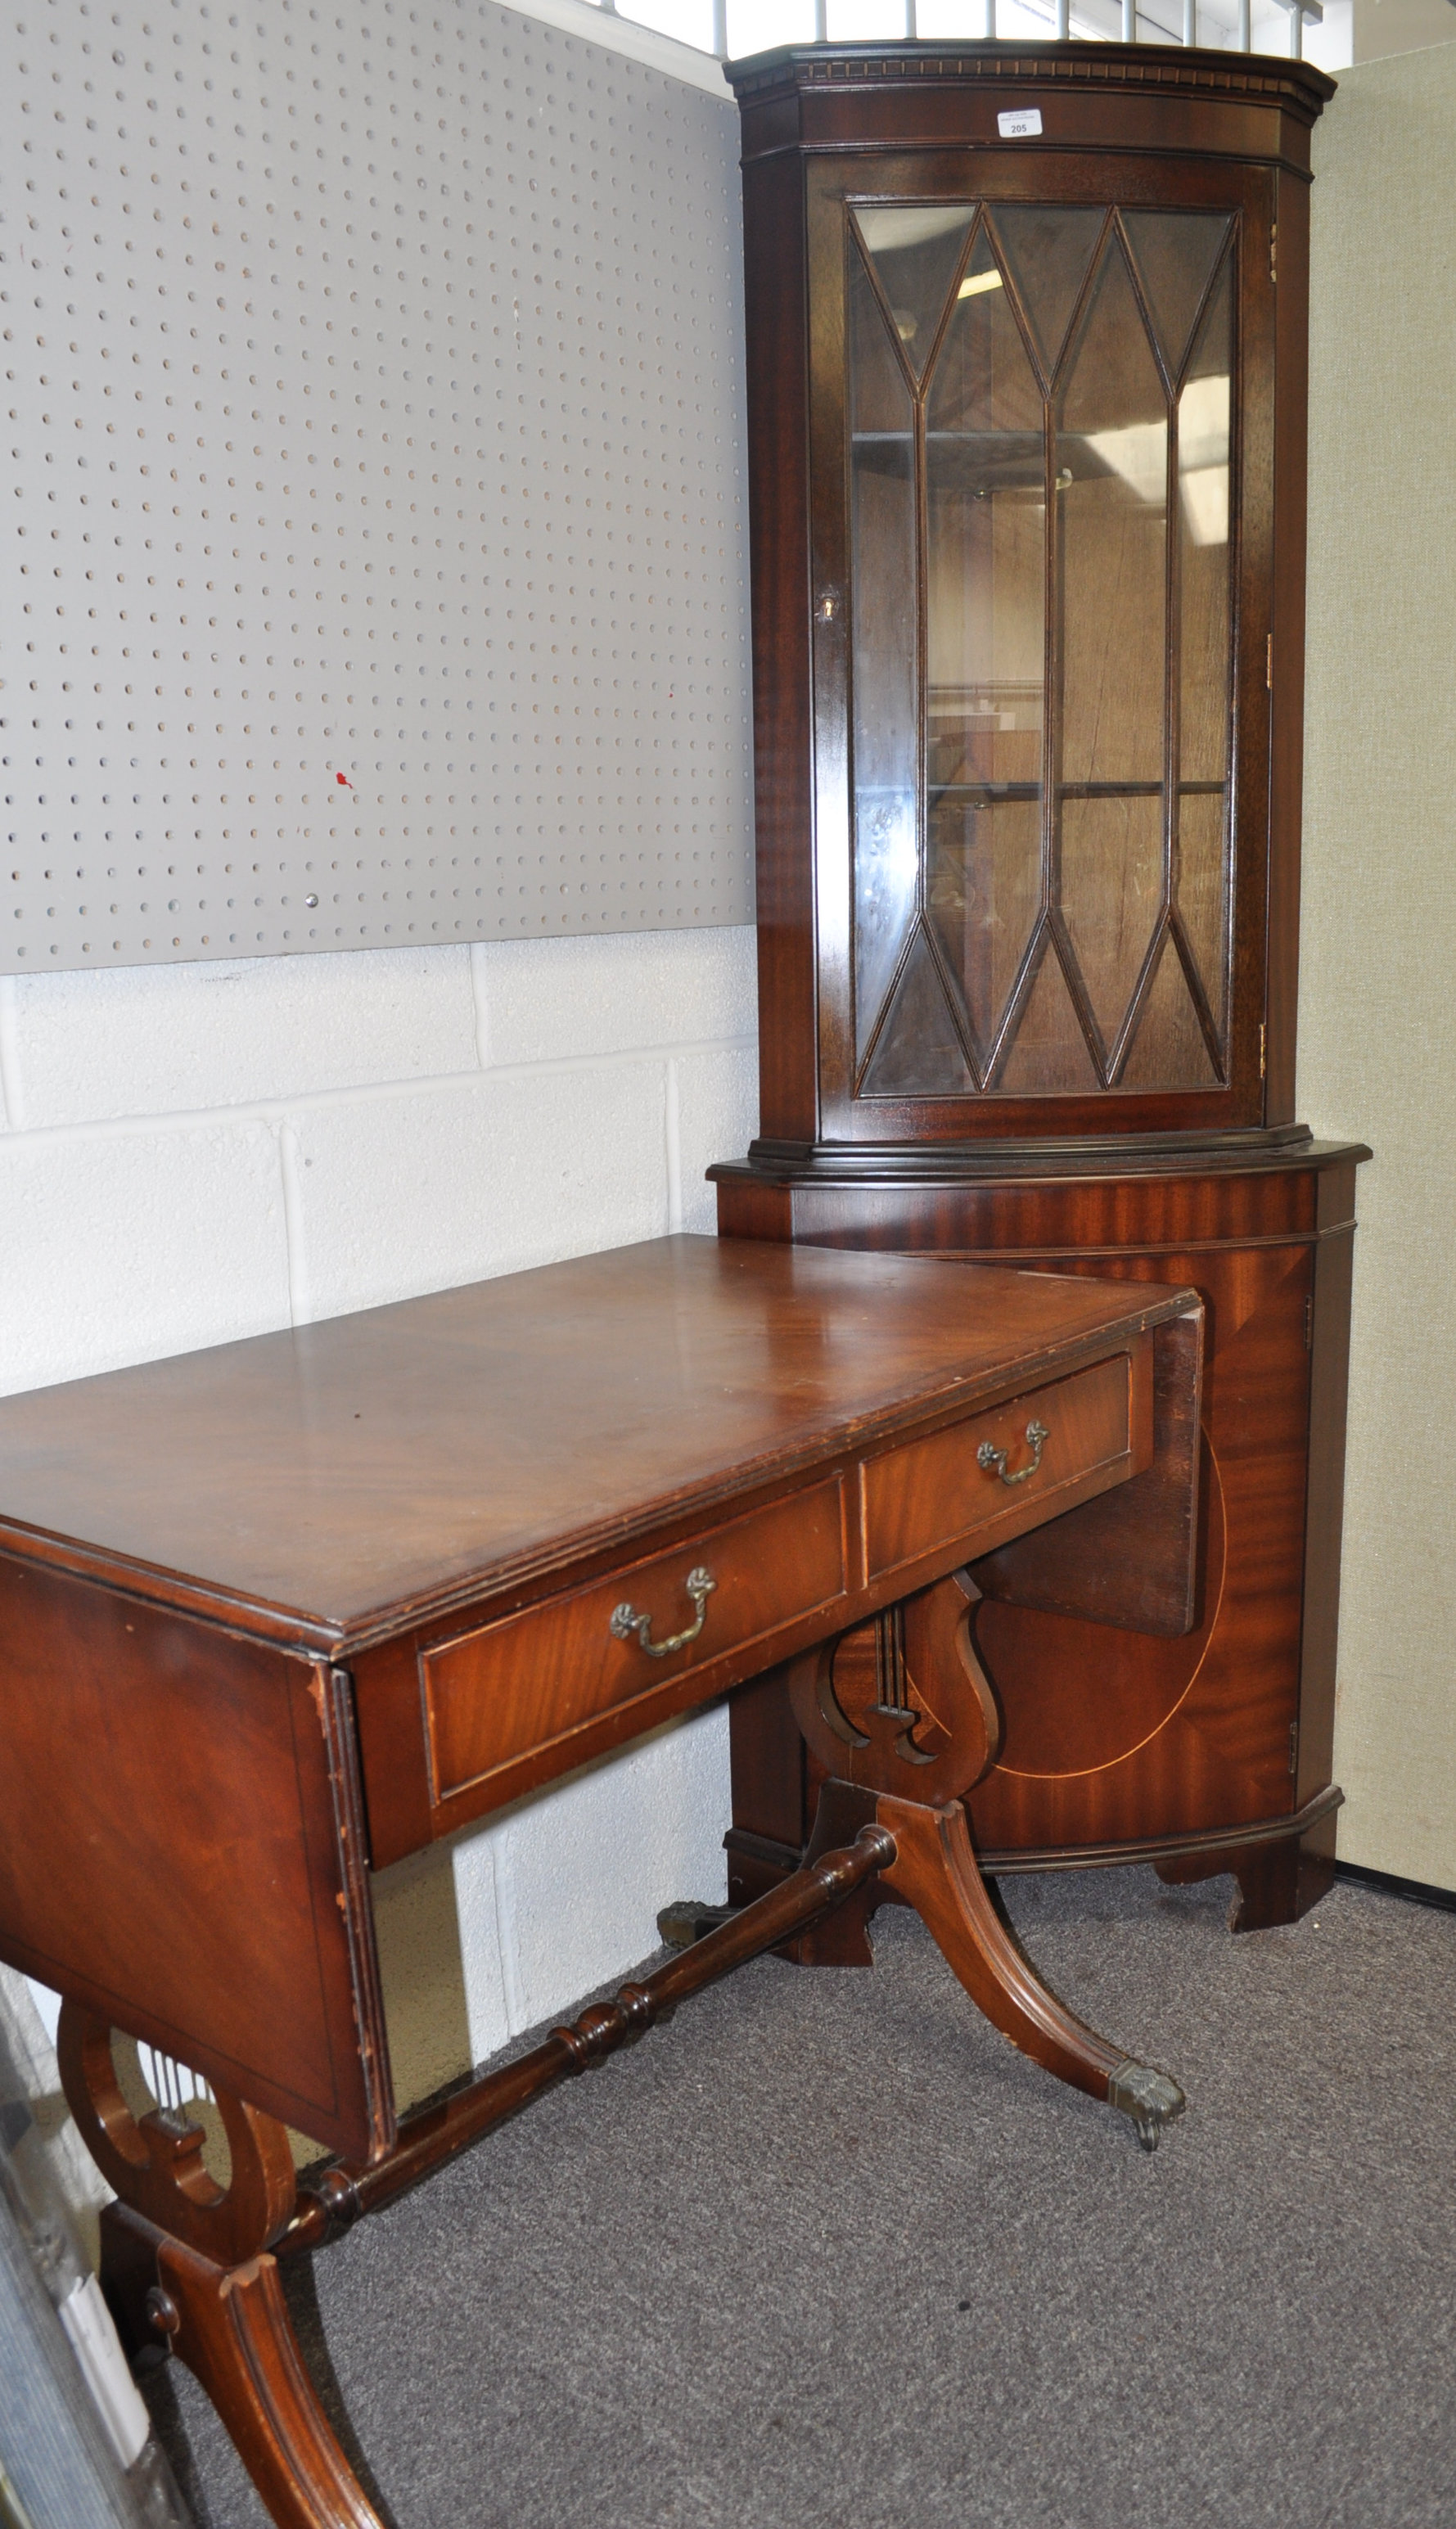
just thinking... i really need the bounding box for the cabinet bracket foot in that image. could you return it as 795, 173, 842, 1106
656, 1899, 739, 1950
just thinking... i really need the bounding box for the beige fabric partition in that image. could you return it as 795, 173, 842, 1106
1355, 1, 1456, 65
1301, 43, 1456, 1888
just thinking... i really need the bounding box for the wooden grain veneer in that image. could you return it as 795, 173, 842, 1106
715, 1147, 1364, 1918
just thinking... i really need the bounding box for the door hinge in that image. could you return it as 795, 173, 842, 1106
1259, 1023, 1267, 1081
1270, 221, 1278, 285
1267, 633, 1274, 691
1305, 1292, 1314, 1350
1289, 1720, 1300, 1778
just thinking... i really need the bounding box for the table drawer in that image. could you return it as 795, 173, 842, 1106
862, 1347, 1149, 1582
423, 1478, 848, 1805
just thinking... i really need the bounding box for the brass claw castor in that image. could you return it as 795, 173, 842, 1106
1108, 2060, 1188, 2152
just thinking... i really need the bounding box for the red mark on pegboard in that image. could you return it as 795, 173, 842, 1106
335, 771, 354, 788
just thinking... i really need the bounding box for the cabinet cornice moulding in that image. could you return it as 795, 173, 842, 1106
726, 41, 1336, 128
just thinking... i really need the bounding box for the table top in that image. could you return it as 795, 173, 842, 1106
0, 1233, 1198, 2167
0, 1236, 1192, 1648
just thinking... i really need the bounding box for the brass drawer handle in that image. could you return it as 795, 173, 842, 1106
978, 1418, 1049, 1488
611, 1566, 717, 1658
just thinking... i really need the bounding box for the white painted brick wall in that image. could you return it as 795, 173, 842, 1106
2, 925, 759, 2107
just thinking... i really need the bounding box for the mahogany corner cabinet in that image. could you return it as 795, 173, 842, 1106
711, 39, 1368, 1932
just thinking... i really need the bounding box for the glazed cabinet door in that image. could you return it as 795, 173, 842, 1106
805, 151, 1274, 1143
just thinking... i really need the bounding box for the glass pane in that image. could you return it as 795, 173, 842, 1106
854, 204, 976, 384
1057, 239, 1168, 789
1175, 789, 1228, 1043
996, 944, 1099, 1093
1060, 794, 1163, 1053
926, 798, 1042, 1053
840, 196, 1236, 1112
1179, 253, 1233, 786
861, 929, 974, 1096
850, 245, 919, 1062
1120, 931, 1218, 1088
989, 205, 1106, 389
1120, 210, 1232, 385
923, 224, 1045, 1062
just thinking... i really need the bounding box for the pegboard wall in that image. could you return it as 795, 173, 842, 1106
0, 0, 753, 971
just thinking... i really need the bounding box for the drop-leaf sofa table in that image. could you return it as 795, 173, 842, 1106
0, 1236, 1207, 2529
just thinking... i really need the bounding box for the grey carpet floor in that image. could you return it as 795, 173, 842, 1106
143, 1865, 1456, 2529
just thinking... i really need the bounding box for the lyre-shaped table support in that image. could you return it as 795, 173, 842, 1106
790, 1571, 1185, 2152
61, 1576, 1183, 2529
